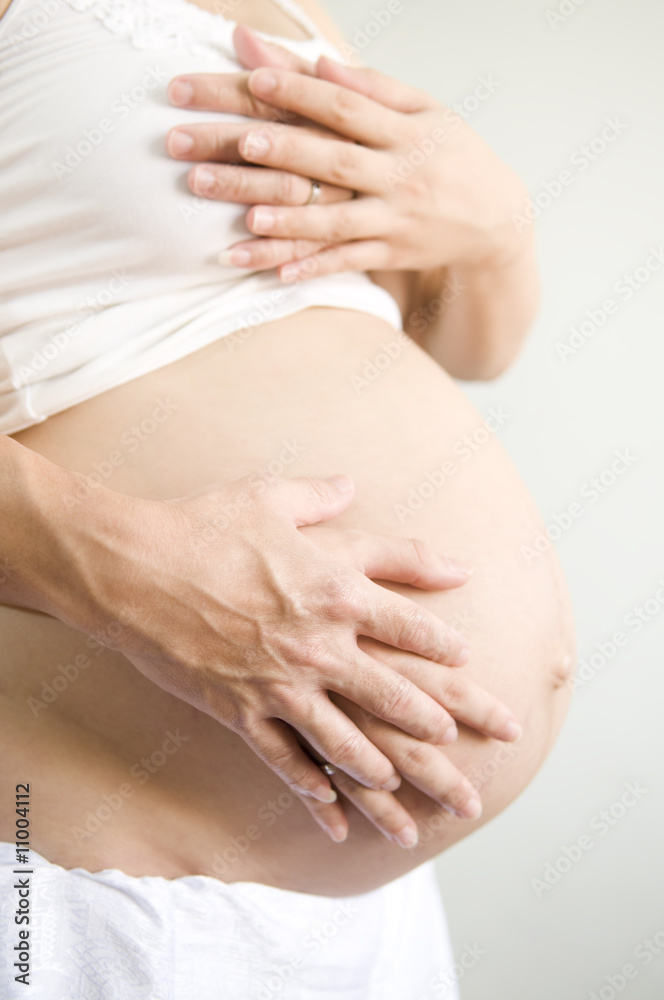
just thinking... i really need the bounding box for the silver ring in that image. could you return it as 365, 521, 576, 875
320, 762, 335, 776
305, 180, 321, 206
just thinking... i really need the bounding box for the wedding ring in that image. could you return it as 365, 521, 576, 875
305, 179, 321, 205
320, 762, 335, 776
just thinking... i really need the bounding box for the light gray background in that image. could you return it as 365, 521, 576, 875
325, 0, 664, 997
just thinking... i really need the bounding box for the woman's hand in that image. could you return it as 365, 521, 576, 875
166, 25, 531, 282
294, 634, 522, 848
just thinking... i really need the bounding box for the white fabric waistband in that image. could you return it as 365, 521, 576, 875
0, 844, 459, 1000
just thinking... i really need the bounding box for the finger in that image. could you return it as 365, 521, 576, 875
326, 766, 420, 848
233, 23, 316, 74
218, 238, 328, 271
269, 474, 355, 525
283, 694, 402, 791
327, 651, 458, 745
169, 71, 297, 125
186, 163, 350, 209
278, 241, 391, 282
296, 791, 349, 843
244, 198, 382, 243
383, 651, 522, 743
238, 123, 385, 193
316, 57, 435, 114
345, 532, 473, 590
359, 583, 470, 666
167, 120, 338, 163
248, 67, 405, 147
242, 717, 338, 803
338, 705, 483, 820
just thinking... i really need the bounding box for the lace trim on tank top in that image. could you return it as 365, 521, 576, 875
64, 0, 323, 58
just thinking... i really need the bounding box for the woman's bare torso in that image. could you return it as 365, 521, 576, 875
0, 306, 574, 895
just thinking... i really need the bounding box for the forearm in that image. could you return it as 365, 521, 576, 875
0, 434, 125, 627
401, 236, 540, 380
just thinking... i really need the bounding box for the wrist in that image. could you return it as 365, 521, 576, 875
0, 436, 138, 633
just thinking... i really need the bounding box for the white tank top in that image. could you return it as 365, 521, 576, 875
0, 0, 402, 433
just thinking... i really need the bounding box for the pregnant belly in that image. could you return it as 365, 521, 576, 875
0, 307, 575, 896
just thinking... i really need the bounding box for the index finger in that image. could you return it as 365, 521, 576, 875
168, 71, 297, 125
247, 67, 403, 148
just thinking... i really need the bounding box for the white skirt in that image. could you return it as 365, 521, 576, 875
0, 844, 460, 999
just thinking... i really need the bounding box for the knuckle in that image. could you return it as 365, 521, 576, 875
378, 676, 414, 722
406, 536, 431, 569
319, 573, 366, 620
325, 209, 353, 244
397, 740, 433, 774
365, 802, 406, 835
440, 675, 467, 712
326, 728, 364, 769
327, 144, 362, 186
395, 607, 430, 649
329, 86, 363, 125
276, 171, 300, 204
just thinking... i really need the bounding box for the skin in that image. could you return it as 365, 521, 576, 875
0, 0, 575, 895
0, 307, 575, 895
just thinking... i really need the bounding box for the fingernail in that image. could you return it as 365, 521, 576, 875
446, 559, 474, 579
393, 824, 419, 849
169, 79, 194, 106
326, 823, 347, 843
250, 69, 277, 94
458, 792, 482, 820
503, 719, 522, 742
380, 774, 401, 792
280, 262, 303, 283
308, 786, 337, 804
168, 130, 193, 156
454, 647, 471, 667
441, 723, 458, 745
218, 248, 252, 267
242, 131, 271, 159
328, 474, 354, 492
251, 207, 276, 233
193, 167, 216, 193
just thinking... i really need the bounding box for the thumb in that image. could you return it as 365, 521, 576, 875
232, 24, 316, 74
275, 474, 355, 526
